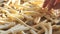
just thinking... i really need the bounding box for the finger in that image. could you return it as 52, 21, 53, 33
54, 0, 60, 5
43, 0, 50, 8
53, 0, 60, 9
53, 3, 60, 9
48, 0, 55, 10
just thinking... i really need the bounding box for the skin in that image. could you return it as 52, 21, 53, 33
43, 0, 60, 10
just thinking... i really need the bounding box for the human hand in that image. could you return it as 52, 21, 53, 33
43, 0, 60, 10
